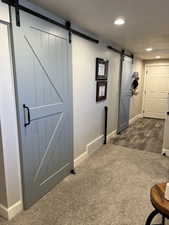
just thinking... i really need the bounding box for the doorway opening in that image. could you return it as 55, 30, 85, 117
113, 62, 169, 154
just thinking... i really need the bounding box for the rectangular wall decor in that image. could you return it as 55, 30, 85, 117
95, 58, 109, 80
96, 81, 107, 102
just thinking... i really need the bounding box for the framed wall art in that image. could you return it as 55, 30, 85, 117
96, 81, 107, 102
95, 58, 109, 80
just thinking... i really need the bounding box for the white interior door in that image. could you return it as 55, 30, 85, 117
143, 64, 169, 119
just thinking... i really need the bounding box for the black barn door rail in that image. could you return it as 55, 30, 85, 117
107, 45, 134, 60
107, 46, 121, 54
2, 0, 99, 44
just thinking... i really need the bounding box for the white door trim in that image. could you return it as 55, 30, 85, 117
142, 63, 169, 118
0, 22, 23, 219
142, 66, 147, 117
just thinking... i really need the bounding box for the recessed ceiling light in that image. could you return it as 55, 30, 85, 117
155, 56, 161, 59
114, 18, 125, 26
146, 48, 153, 52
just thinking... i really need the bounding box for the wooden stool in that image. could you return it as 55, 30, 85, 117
145, 183, 169, 225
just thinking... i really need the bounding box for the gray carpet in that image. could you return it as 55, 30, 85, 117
0, 144, 169, 225
112, 118, 165, 154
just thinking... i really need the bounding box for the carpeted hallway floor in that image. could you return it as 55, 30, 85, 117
0, 144, 169, 225
112, 118, 165, 154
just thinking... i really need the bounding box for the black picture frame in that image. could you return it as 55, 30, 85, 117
96, 81, 107, 102
95, 58, 109, 80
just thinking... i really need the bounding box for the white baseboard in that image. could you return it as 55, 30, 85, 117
0, 201, 23, 220
74, 114, 143, 168
74, 150, 88, 167
74, 135, 103, 168
74, 131, 117, 167
107, 130, 117, 143
0, 204, 8, 219
129, 113, 143, 125
86, 135, 104, 154
162, 148, 169, 156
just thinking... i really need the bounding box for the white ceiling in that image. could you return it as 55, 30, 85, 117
30, 0, 169, 60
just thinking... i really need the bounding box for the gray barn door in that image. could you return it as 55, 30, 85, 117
117, 56, 133, 134
11, 9, 73, 208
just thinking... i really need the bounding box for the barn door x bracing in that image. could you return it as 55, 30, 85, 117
11, 9, 73, 208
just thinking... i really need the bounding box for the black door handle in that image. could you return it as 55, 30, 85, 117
23, 104, 31, 127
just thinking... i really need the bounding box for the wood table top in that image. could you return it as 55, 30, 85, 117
150, 183, 169, 217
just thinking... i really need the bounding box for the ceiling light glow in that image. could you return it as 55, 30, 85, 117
155, 56, 161, 59
146, 48, 153, 52
114, 18, 125, 26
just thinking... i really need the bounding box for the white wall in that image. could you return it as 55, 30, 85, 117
0, 126, 7, 207
0, 2, 23, 219
72, 37, 145, 159
0, 1, 9, 23
72, 35, 120, 158
163, 115, 169, 152
0, 2, 9, 211
130, 58, 144, 119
